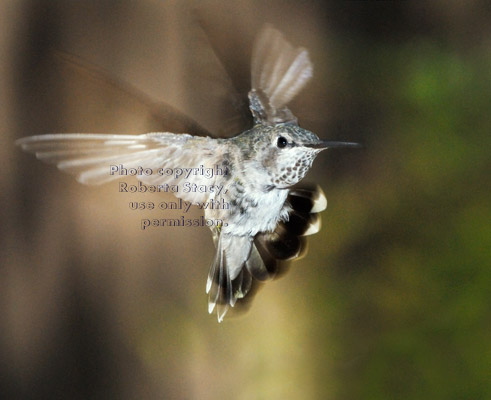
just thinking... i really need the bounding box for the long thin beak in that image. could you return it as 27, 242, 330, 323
304, 141, 363, 149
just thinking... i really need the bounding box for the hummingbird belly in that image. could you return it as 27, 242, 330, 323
204, 187, 289, 237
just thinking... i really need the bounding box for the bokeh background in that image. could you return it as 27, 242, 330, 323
1, 1, 490, 399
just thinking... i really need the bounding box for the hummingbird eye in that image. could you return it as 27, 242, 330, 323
277, 136, 288, 148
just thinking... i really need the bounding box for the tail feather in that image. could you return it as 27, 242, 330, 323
207, 239, 232, 322
206, 234, 253, 322
246, 243, 274, 281
230, 268, 253, 307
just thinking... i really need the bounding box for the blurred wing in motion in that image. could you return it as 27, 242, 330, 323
196, 19, 254, 136
16, 133, 223, 204
53, 49, 213, 137
249, 25, 313, 125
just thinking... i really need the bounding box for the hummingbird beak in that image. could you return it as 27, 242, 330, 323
304, 141, 363, 150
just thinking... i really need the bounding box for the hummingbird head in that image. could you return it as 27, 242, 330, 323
246, 124, 361, 189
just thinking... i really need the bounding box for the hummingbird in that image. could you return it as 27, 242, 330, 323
16, 25, 361, 322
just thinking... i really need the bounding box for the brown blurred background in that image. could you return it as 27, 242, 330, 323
1, 1, 490, 399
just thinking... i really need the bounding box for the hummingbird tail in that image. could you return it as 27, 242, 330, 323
206, 185, 327, 322
206, 235, 254, 322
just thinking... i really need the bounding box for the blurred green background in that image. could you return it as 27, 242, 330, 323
1, 1, 489, 399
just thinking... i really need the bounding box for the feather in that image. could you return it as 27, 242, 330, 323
53, 49, 213, 137
249, 25, 313, 125
206, 234, 253, 322
16, 133, 224, 203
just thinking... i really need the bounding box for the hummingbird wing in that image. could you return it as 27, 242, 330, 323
249, 25, 313, 125
16, 133, 224, 204
53, 49, 213, 137
249, 184, 326, 281
196, 19, 254, 136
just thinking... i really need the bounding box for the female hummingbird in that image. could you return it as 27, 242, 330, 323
16, 25, 360, 322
